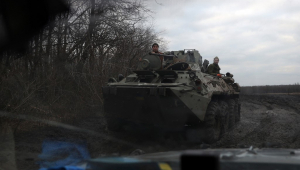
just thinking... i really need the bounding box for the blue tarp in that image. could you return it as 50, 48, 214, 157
38, 140, 90, 170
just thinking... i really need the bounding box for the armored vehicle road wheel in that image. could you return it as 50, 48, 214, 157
219, 100, 229, 133
227, 99, 236, 129
235, 98, 241, 122
203, 100, 224, 144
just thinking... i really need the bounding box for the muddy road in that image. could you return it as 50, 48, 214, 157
103, 94, 300, 150
5, 94, 300, 169
215, 94, 300, 148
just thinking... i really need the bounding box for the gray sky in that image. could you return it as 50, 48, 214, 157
144, 0, 300, 86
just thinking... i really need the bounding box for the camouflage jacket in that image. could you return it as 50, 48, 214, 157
207, 63, 221, 76
151, 51, 164, 69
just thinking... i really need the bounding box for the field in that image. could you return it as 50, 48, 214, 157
1, 93, 300, 170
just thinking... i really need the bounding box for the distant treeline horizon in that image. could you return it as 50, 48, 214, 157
241, 83, 300, 94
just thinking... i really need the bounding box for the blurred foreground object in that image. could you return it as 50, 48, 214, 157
0, 124, 17, 170
38, 140, 90, 170
0, 0, 69, 54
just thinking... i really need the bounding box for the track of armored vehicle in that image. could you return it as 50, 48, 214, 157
102, 49, 241, 144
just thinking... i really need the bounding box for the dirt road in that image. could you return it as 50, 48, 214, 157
6, 94, 300, 169
215, 94, 300, 148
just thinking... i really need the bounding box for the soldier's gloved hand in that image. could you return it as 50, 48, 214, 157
217, 74, 222, 78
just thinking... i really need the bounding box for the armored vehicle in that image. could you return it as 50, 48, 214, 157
102, 49, 240, 143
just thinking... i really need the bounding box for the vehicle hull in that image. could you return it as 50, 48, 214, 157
103, 87, 202, 128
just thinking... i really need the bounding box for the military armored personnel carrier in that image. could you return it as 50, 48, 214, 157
102, 49, 240, 143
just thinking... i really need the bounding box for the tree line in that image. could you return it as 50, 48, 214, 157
241, 83, 300, 95
0, 0, 165, 120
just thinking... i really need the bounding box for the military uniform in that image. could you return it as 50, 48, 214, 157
151, 51, 164, 69
207, 63, 220, 76
151, 43, 163, 69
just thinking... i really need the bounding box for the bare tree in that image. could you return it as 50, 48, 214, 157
0, 0, 167, 121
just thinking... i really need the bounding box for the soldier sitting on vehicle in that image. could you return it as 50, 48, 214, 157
138, 43, 164, 69
207, 56, 222, 77
148, 43, 164, 69
151, 43, 164, 64
139, 43, 163, 58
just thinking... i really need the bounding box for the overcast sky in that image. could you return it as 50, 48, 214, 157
144, 0, 300, 86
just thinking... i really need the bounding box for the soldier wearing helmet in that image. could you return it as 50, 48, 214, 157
139, 43, 163, 59
151, 43, 164, 69
207, 56, 221, 77
138, 43, 164, 69
151, 43, 163, 54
